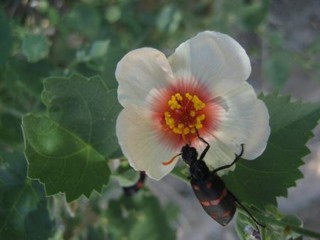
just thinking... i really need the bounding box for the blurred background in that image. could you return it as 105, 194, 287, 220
0, 0, 319, 239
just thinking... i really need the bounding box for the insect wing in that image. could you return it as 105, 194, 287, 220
191, 175, 236, 226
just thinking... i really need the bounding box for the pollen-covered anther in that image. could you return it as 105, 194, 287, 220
190, 110, 196, 117
192, 95, 205, 110
168, 93, 183, 110
164, 92, 207, 136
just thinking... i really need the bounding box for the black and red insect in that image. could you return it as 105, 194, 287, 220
122, 171, 146, 196
181, 133, 262, 227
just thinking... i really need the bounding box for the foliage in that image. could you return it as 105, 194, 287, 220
0, 151, 54, 240
106, 193, 176, 240
223, 93, 320, 208
22, 75, 121, 201
0, 0, 320, 239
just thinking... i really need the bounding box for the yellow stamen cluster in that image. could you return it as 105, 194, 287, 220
168, 93, 183, 110
185, 93, 205, 110
164, 92, 206, 136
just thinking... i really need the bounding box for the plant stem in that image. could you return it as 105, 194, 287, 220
253, 211, 320, 239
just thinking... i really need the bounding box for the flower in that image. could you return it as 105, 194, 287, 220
115, 31, 270, 180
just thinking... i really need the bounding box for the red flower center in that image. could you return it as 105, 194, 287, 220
151, 78, 221, 150
164, 92, 206, 136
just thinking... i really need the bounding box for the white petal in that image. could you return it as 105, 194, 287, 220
168, 31, 251, 95
241, 100, 270, 159
116, 47, 173, 107
213, 83, 270, 159
116, 106, 178, 180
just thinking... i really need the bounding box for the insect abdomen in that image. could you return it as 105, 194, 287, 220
191, 175, 236, 226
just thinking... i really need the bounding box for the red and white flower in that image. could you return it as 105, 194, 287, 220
115, 31, 270, 180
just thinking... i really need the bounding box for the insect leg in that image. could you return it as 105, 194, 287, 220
195, 129, 210, 161
212, 144, 244, 174
235, 199, 265, 228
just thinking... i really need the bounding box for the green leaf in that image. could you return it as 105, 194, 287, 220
105, 5, 122, 23
241, 0, 269, 30
265, 53, 290, 88
3, 59, 52, 98
0, 9, 12, 65
241, 206, 305, 240
76, 40, 110, 63
22, 75, 122, 201
101, 45, 128, 89
0, 112, 23, 145
0, 152, 50, 239
264, 32, 290, 89
22, 33, 50, 63
63, 4, 101, 38
89, 40, 110, 60
25, 200, 54, 240
106, 194, 175, 240
236, 209, 262, 240
113, 168, 141, 187
156, 4, 182, 34
223, 92, 320, 209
